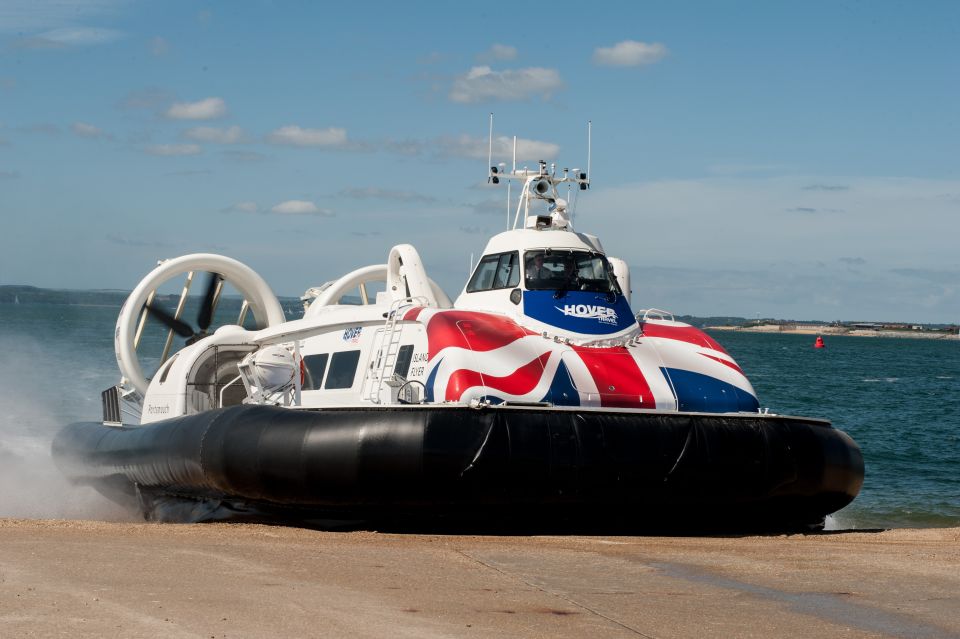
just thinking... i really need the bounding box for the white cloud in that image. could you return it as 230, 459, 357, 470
70, 122, 109, 138
267, 126, 348, 147
165, 97, 226, 120
449, 66, 562, 103
150, 36, 168, 56
383, 138, 423, 155
467, 199, 505, 216
587, 175, 960, 289
17, 123, 60, 135
107, 233, 170, 248
340, 187, 436, 204
270, 200, 334, 216
221, 150, 266, 163
119, 87, 173, 110
592, 40, 667, 67
477, 43, 517, 63
626, 262, 960, 324
803, 183, 850, 192
417, 51, 446, 65
164, 169, 213, 178
25, 27, 123, 47
184, 125, 243, 144
436, 134, 560, 162
0, 0, 125, 33
223, 201, 259, 214
145, 143, 202, 156
708, 162, 787, 176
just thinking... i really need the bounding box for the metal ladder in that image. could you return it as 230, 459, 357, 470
365, 296, 424, 404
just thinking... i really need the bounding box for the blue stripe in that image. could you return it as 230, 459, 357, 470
660, 367, 759, 413
523, 290, 636, 335
540, 359, 580, 406
424, 357, 442, 403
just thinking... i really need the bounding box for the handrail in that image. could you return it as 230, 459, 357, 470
638, 308, 675, 322
219, 374, 243, 408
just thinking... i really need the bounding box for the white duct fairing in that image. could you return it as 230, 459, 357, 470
116, 253, 285, 395
607, 257, 631, 305
304, 247, 451, 318
387, 244, 437, 305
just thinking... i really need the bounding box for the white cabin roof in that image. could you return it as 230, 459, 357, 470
479, 228, 604, 257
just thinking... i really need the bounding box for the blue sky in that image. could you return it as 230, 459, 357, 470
1, 1, 958, 323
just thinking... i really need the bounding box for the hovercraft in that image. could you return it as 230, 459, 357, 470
53, 128, 863, 530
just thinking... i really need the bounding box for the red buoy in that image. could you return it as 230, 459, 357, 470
814, 336, 825, 349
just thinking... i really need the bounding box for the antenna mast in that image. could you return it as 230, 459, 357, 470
505, 135, 517, 230
486, 116, 591, 232
487, 113, 494, 181
587, 120, 592, 185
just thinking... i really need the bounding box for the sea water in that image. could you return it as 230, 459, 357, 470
715, 331, 960, 529
0, 300, 957, 528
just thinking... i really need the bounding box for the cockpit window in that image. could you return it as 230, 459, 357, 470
466, 251, 520, 292
524, 250, 621, 294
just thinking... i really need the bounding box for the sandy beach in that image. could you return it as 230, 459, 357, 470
1, 520, 957, 638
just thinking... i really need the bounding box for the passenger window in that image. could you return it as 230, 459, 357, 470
302, 353, 329, 390
394, 344, 414, 379
324, 350, 361, 389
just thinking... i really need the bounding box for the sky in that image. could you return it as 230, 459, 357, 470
1, 0, 958, 323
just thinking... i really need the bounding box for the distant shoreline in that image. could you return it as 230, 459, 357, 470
2, 286, 957, 337
707, 324, 960, 340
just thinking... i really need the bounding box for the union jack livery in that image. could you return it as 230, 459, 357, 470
408, 307, 758, 413
54, 124, 863, 530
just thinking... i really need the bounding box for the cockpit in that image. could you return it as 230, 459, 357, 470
523, 250, 621, 295
464, 248, 621, 296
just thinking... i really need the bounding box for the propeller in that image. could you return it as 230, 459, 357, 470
145, 272, 223, 345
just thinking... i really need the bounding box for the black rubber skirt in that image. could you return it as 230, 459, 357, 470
53, 405, 864, 530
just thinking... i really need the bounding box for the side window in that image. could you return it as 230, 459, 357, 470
324, 350, 361, 389
302, 353, 329, 390
466, 254, 500, 292
494, 252, 520, 288
466, 251, 519, 292
394, 344, 414, 379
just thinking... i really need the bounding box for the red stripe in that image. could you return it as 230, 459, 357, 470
403, 306, 424, 322
699, 352, 744, 375
571, 346, 655, 408
426, 310, 536, 360
445, 352, 551, 402
640, 323, 729, 354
